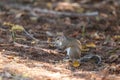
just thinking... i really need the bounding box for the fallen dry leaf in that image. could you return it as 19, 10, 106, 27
86, 42, 96, 48
72, 60, 80, 67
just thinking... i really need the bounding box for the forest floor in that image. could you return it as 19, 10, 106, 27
0, 0, 120, 80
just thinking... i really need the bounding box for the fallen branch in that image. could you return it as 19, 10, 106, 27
33, 8, 99, 17
1, 2, 99, 17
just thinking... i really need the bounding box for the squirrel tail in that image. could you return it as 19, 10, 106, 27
79, 54, 101, 64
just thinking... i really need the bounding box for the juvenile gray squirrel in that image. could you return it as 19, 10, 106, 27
55, 34, 101, 64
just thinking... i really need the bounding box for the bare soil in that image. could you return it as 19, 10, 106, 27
0, 0, 120, 80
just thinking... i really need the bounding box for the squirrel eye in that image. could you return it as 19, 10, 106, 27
56, 38, 59, 40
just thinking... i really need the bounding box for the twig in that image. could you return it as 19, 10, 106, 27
23, 29, 39, 41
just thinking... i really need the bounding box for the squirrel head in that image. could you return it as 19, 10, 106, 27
54, 34, 69, 49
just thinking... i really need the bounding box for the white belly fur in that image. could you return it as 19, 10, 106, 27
65, 47, 71, 55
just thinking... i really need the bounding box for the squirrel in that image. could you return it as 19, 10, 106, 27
54, 34, 101, 64
55, 34, 82, 60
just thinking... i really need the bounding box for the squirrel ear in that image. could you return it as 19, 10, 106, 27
56, 32, 64, 36
56, 32, 67, 40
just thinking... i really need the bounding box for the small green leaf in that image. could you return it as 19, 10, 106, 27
11, 25, 24, 32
